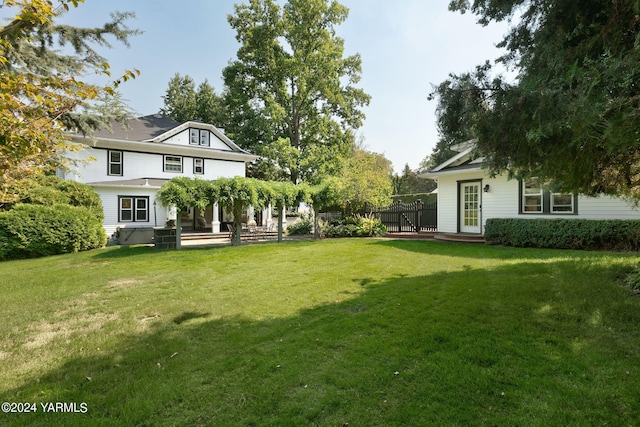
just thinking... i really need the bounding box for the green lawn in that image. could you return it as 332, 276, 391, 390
1, 239, 640, 426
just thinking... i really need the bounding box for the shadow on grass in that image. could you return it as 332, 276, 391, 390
91, 240, 319, 260
90, 245, 157, 259
2, 259, 640, 426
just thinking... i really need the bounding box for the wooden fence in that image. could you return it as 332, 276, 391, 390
367, 200, 437, 233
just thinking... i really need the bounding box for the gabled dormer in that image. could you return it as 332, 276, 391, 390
149, 120, 244, 153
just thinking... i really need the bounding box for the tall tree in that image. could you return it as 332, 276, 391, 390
0, 0, 139, 202
160, 73, 226, 126
432, 0, 640, 198
223, 0, 371, 184
160, 73, 197, 123
427, 62, 492, 168
195, 79, 226, 127
336, 144, 393, 214
392, 163, 437, 195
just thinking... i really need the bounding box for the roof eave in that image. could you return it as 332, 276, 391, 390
69, 135, 259, 163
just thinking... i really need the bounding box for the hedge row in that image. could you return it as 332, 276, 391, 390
323, 216, 387, 238
11, 175, 104, 220
485, 218, 640, 251
0, 204, 106, 260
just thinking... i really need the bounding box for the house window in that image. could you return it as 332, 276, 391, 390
552, 193, 574, 213
189, 129, 210, 146
108, 150, 123, 176
521, 179, 576, 214
189, 129, 199, 145
199, 130, 210, 146
164, 155, 182, 172
194, 158, 204, 174
119, 196, 149, 222
523, 178, 543, 213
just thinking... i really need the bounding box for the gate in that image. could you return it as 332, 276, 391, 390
367, 200, 437, 233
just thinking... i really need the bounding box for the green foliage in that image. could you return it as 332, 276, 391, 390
309, 177, 342, 212
433, 0, 640, 198
286, 215, 313, 235
223, 0, 370, 183
0, 1, 139, 202
160, 73, 226, 126
7, 175, 104, 220
160, 73, 197, 123
426, 66, 491, 168
0, 203, 106, 260
392, 163, 437, 195
322, 215, 386, 238
334, 146, 393, 215
156, 177, 218, 213
485, 218, 640, 251
158, 177, 312, 245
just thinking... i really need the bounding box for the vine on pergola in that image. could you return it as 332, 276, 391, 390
156, 177, 313, 246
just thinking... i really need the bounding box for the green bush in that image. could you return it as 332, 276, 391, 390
485, 218, 640, 251
0, 204, 106, 260
286, 215, 314, 235
323, 215, 387, 238
9, 175, 104, 220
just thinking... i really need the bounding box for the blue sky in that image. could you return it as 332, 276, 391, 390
53, 0, 511, 173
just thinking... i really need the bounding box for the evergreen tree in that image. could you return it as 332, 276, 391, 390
392, 163, 437, 195
195, 79, 226, 127
432, 0, 640, 198
160, 73, 197, 123
160, 74, 226, 126
0, 0, 139, 202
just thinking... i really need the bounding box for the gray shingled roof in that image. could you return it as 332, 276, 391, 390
92, 114, 182, 141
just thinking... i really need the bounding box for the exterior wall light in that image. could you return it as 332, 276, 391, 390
483, 184, 490, 193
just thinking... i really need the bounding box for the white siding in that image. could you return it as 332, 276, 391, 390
67, 147, 246, 183
575, 195, 640, 220
95, 187, 168, 236
65, 142, 249, 236
435, 169, 640, 234
436, 170, 487, 233
162, 129, 231, 150
480, 174, 518, 225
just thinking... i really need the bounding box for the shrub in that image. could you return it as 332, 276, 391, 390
485, 218, 640, 251
323, 215, 387, 238
0, 204, 106, 260
8, 175, 104, 220
287, 215, 313, 235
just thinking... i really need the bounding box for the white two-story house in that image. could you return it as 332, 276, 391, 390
61, 114, 258, 242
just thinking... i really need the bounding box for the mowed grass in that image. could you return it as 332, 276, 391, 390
1, 239, 640, 426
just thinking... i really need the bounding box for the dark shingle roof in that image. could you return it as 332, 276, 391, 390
92, 114, 182, 141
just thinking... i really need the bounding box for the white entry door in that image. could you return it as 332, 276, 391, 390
460, 182, 482, 234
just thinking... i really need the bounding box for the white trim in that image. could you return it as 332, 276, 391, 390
147, 121, 249, 154
69, 136, 258, 163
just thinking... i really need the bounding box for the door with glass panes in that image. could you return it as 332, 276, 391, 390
460, 182, 481, 233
